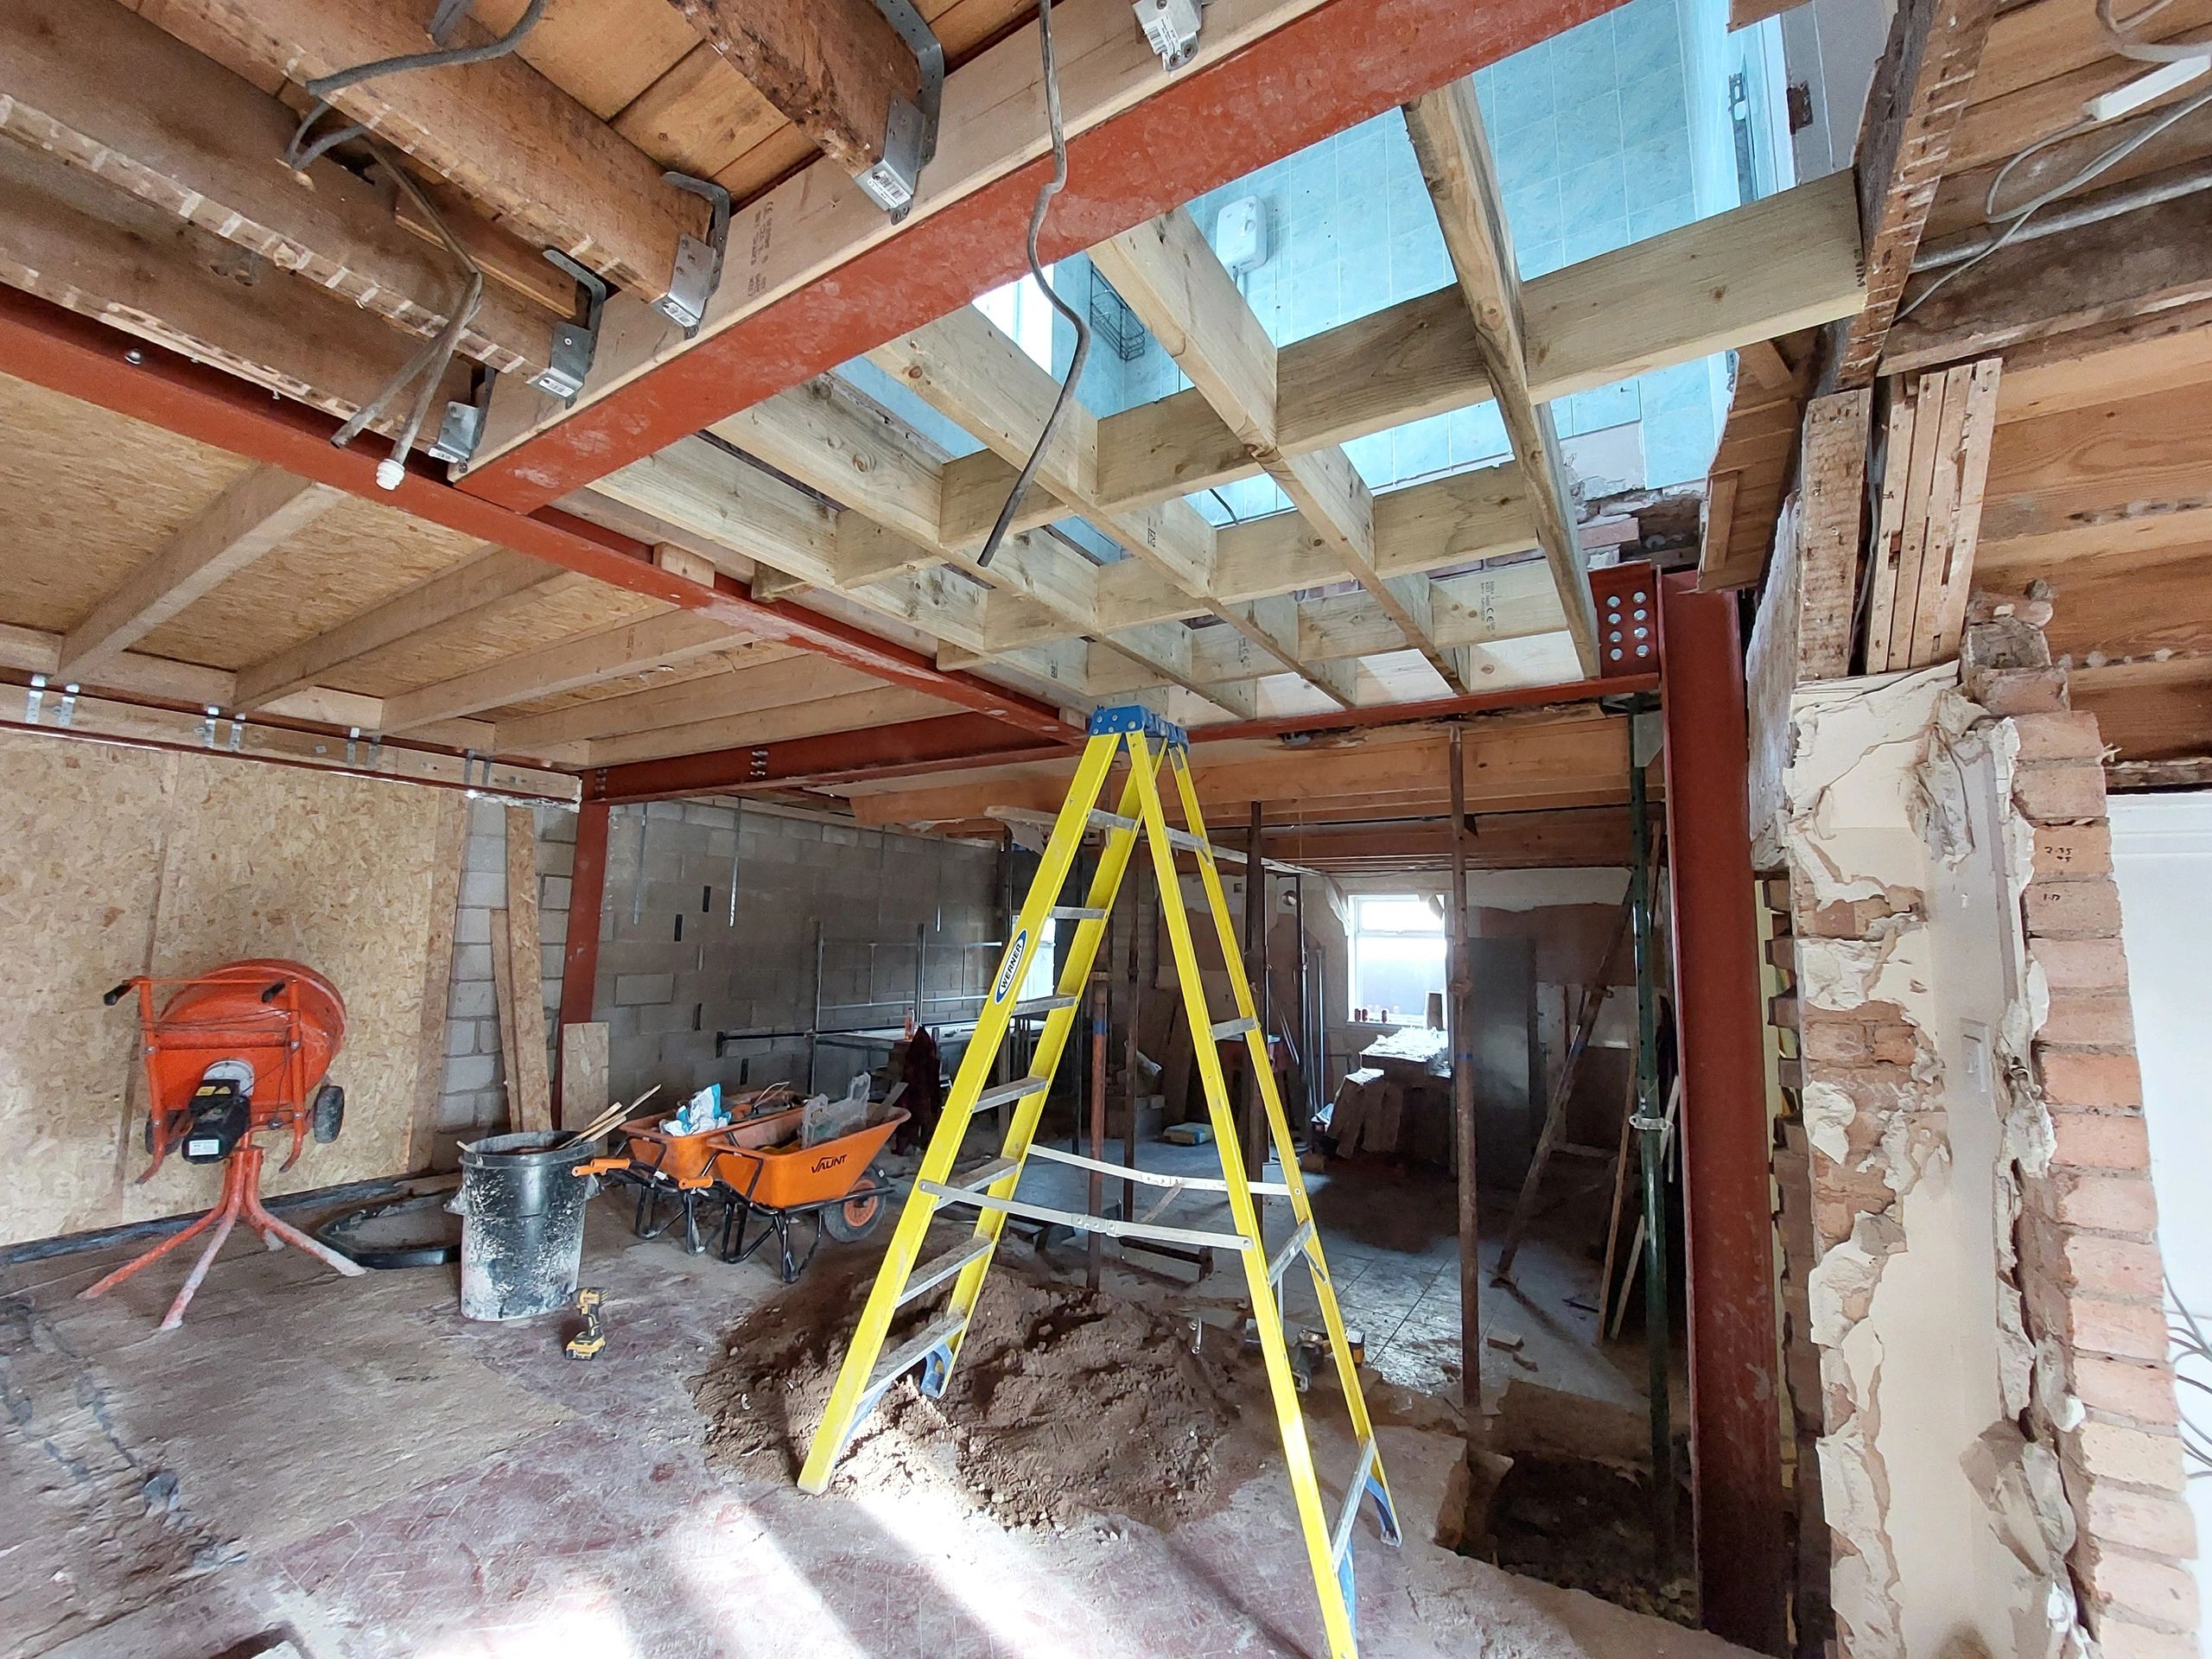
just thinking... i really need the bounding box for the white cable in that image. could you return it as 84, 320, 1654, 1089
1897, 0, 2212, 321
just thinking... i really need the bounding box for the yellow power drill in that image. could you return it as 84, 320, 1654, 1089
564, 1287, 607, 1360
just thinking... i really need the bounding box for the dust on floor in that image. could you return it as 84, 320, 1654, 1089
695, 1250, 1267, 1530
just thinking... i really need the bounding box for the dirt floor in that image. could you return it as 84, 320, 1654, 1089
0, 1130, 1738, 1659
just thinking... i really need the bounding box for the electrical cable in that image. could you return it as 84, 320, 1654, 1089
974, 0, 1092, 571
330, 148, 484, 487
1897, 0, 2212, 320
284, 0, 548, 172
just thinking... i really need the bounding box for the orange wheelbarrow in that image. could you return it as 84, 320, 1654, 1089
579, 1101, 907, 1282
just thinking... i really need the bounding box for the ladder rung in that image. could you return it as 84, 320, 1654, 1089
1267, 1219, 1316, 1287
1051, 906, 1106, 921
1013, 994, 1077, 1016
1331, 1436, 1381, 1567
1089, 809, 1138, 833
866, 1310, 967, 1402
974, 1077, 1049, 1112
899, 1236, 995, 1306
1027, 1143, 1294, 1199
1164, 826, 1223, 860
944, 1155, 1019, 1192
1211, 1015, 1258, 1041
918, 1181, 1249, 1252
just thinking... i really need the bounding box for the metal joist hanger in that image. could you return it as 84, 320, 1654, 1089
854, 0, 945, 220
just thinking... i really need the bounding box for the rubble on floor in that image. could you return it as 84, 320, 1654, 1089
695, 1250, 1265, 1529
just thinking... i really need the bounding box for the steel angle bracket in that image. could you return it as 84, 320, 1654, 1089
531, 251, 608, 405
655, 173, 733, 335
854, 0, 944, 221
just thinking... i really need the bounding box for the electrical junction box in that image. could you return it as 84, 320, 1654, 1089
1215, 195, 1268, 276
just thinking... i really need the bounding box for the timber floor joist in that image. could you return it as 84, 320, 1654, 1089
0, 0, 1866, 810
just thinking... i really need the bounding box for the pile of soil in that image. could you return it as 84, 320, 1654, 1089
693, 1254, 1263, 1529
1477, 1453, 1695, 1624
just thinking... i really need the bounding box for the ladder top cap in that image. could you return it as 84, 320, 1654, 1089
1088, 704, 1187, 747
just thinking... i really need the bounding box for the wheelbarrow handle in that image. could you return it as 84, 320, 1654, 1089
102, 980, 137, 1007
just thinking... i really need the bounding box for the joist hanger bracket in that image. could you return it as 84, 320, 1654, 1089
655, 173, 734, 335
854, 0, 944, 222
531, 251, 609, 405
431, 369, 498, 466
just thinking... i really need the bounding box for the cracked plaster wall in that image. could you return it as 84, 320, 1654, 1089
1780, 664, 2084, 1658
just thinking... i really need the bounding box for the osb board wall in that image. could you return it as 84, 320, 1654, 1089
0, 728, 453, 1245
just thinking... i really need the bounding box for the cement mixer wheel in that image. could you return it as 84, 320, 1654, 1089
311, 1083, 345, 1144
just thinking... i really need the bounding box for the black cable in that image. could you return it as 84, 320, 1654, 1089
285, 0, 549, 172
975, 0, 1092, 570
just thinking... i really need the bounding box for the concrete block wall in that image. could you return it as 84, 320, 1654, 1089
588, 800, 1001, 1110
434, 798, 576, 1137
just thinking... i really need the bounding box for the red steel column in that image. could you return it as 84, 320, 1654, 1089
1657, 571, 1787, 1651
551, 800, 611, 1127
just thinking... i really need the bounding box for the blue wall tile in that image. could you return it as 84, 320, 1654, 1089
1556, 89, 1624, 175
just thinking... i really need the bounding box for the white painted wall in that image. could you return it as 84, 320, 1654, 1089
2110, 791, 2212, 1648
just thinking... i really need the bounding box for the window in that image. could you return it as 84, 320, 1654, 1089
1350, 895, 1446, 1024
975, 270, 1058, 371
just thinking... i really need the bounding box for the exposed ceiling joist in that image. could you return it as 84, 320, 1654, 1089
0, 286, 1076, 741
1404, 82, 1600, 676
57, 464, 336, 680
159, 0, 703, 302
0, 0, 556, 378
941, 173, 1866, 541
1090, 208, 1473, 693
233, 546, 576, 711
453, 0, 1620, 508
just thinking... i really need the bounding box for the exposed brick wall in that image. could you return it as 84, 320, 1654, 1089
1971, 639, 2200, 1655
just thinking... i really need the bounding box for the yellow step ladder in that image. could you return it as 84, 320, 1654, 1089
798, 705, 1401, 1658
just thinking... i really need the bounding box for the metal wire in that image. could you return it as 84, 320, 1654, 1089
285, 0, 548, 172
1897, 0, 2212, 320
974, 0, 1092, 570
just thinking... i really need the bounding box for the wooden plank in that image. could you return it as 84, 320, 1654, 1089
1905, 366, 1974, 667
377, 607, 749, 733
582, 683, 954, 766
503, 807, 553, 1135
409, 791, 469, 1168
560, 1021, 611, 1130
1885, 371, 1948, 668
1832, 0, 1998, 388
1090, 208, 1471, 693
234, 548, 567, 710
1403, 81, 1600, 677
499, 651, 868, 752
669, 0, 918, 180
156, 0, 702, 301
1795, 390, 1872, 679
1863, 390, 1917, 673
487, 917, 524, 1133
0, 0, 555, 378
1993, 297, 2212, 423
1928, 359, 2002, 662
1698, 470, 1741, 591
57, 467, 336, 679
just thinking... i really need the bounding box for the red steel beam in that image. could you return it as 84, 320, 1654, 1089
0, 287, 1073, 741
551, 798, 612, 1127
461, 0, 1621, 510
1656, 572, 1788, 1651
582, 666, 1658, 801
585, 712, 1069, 803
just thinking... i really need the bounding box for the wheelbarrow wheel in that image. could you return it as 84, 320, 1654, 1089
311, 1083, 345, 1144
822, 1182, 885, 1243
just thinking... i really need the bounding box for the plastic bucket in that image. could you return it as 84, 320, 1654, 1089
456, 1131, 596, 1320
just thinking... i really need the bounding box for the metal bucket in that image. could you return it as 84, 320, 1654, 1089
456, 1131, 595, 1320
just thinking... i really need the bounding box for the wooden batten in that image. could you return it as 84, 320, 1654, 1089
1862, 358, 2001, 672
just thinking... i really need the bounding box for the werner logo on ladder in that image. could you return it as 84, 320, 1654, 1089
798, 705, 1402, 1658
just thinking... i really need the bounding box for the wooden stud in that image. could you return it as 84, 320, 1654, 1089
1864, 388, 1918, 674
1795, 390, 1872, 679
503, 806, 553, 1135
1907, 365, 1974, 667
408, 791, 470, 1169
